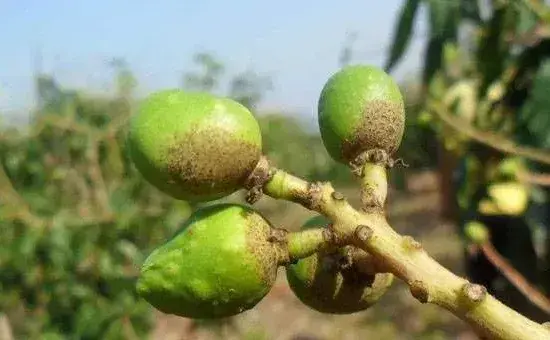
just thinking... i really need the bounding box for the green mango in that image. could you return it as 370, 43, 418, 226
318, 65, 405, 164
478, 182, 529, 216
136, 204, 281, 319
128, 89, 262, 202
286, 216, 394, 314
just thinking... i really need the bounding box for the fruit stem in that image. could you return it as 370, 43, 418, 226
285, 228, 339, 263
360, 162, 387, 212
262, 165, 550, 340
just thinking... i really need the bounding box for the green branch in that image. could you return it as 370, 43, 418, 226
427, 100, 550, 166
520, 0, 550, 23
258, 157, 550, 340
286, 227, 334, 262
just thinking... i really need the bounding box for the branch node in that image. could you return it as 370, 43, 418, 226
269, 227, 291, 265
245, 187, 263, 205
331, 191, 345, 201
268, 227, 289, 243
350, 149, 391, 175
360, 192, 385, 212
369, 149, 389, 164
355, 225, 374, 243
462, 283, 488, 304
402, 235, 423, 252
322, 227, 337, 245
410, 280, 430, 304
244, 156, 273, 204
304, 182, 323, 210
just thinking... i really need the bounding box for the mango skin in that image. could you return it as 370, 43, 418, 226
478, 182, 529, 216
286, 216, 394, 314
318, 65, 405, 164
128, 89, 262, 202
136, 204, 280, 319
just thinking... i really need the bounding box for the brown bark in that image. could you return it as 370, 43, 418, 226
437, 143, 459, 221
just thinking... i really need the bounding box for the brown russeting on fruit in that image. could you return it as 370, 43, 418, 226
244, 210, 280, 287
297, 246, 393, 314
166, 125, 260, 198
341, 100, 405, 162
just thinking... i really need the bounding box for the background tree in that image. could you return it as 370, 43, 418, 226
386, 0, 550, 321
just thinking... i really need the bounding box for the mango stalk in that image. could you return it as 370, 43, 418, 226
255, 157, 550, 340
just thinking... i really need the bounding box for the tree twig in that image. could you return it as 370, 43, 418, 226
255, 156, 550, 340
427, 100, 550, 166
0, 313, 14, 340
517, 171, 550, 186
479, 242, 550, 315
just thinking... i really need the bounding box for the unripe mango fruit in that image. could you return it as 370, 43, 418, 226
286, 216, 394, 314
136, 204, 281, 319
128, 89, 262, 202
318, 65, 405, 164
464, 221, 489, 244
478, 182, 529, 216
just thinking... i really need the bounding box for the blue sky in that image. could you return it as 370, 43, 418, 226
0, 1, 427, 124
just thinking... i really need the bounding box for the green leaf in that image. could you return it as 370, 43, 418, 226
41, 332, 65, 340
460, 0, 482, 22
476, 6, 513, 95
74, 303, 109, 338
385, 0, 421, 71
423, 0, 459, 84
427, 0, 459, 39
515, 1, 538, 36
517, 59, 550, 148
422, 38, 445, 84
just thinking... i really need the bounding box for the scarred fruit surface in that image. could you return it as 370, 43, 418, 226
128, 89, 262, 202
318, 65, 405, 164
136, 204, 281, 319
286, 216, 394, 314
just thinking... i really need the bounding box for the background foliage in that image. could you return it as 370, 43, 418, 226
386, 0, 550, 321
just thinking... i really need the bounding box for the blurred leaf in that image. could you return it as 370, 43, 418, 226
476, 6, 513, 95
228, 70, 272, 111
338, 31, 358, 66
442, 80, 477, 122
460, 0, 482, 22
422, 39, 443, 85
515, 1, 539, 36
423, 0, 459, 84
517, 59, 550, 148
427, 0, 459, 39
109, 58, 137, 98
104, 138, 124, 178
183, 52, 225, 92
423, 38, 444, 85
385, 0, 421, 71
41, 332, 65, 340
